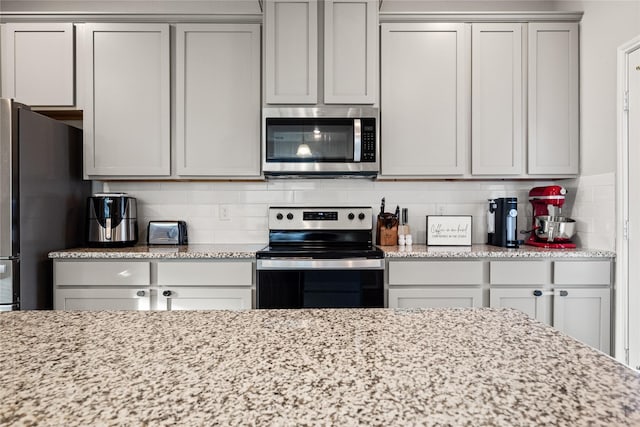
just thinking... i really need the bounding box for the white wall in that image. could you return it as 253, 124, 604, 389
555, 1, 640, 176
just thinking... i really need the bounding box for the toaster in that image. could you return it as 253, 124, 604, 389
147, 221, 188, 245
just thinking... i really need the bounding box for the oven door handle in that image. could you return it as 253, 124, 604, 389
257, 258, 384, 270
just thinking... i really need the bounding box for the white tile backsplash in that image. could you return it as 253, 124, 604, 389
103, 176, 615, 250
563, 172, 615, 251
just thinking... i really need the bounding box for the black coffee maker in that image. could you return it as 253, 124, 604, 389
487, 198, 519, 248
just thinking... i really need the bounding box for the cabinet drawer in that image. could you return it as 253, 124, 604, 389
388, 261, 483, 285
554, 261, 611, 285
490, 261, 548, 285
54, 261, 151, 286
157, 261, 252, 287
389, 287, 482, 309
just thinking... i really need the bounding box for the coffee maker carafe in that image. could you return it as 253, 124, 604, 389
487, 197, 519, 248
87, 193, 138, 247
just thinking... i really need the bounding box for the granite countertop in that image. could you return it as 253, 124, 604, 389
1, 308, 638, 425
48, 243, 265, 259
49, 244, 615, 260
381, 244, 616, 259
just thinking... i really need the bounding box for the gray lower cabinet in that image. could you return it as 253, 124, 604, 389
155, 261, 252, 310
55, 288, 152, 311
54, 259, 253, 311
54, 261, 152, 310
389, 287, 482, 309
388, 258, 613, 354
387, 260, 485, 308
489, 260, 612, 354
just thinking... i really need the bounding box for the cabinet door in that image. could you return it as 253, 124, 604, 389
54, 288, 151, 310
157, 287, 251, 311
388, 288, 482, 309
324, 0, 377, 104
265, 0, 318, 104
471, 23, 523, 175
381, 23, 470, 176
1, 23, 74, 107
553, 288, 610, 353
528, 23, 579, 175
175, 24, 261, 177
489, 287, 551, 324
83, 23, 170, 177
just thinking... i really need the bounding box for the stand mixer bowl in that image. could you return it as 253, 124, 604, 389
534, 216, 576, 242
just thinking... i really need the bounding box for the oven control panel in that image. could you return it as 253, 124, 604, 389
269, 207, 373, 230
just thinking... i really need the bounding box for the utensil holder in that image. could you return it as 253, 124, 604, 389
377, 217, 398, 246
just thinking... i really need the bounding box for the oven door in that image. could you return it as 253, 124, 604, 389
256, 258, 384, 309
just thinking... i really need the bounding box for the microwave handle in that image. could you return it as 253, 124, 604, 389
353, 119, 361, 162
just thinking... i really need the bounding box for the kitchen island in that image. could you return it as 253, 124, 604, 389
1, 308, 638, 425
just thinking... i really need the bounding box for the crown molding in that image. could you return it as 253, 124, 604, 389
379, 11, 584, 23
0, 12, 263, 24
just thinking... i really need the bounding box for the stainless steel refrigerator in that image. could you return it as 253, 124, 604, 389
0, 98, 90, 310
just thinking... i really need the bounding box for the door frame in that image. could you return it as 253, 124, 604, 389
616, 34, 640, 366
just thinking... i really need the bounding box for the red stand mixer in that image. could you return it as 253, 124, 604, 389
525, 185, 577, 249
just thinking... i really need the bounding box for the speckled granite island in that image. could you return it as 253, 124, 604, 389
1, 308, 638, 426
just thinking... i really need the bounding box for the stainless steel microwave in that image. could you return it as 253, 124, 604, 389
262, 107, 379, 177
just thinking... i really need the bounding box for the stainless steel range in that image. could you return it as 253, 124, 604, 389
256, 207, 385, 309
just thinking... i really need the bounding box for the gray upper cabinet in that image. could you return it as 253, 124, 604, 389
324, 0, 377, 104
82, 23, 170, 177
380, 19, 578, 179
265, 0, 377, 105
380, 23, 470, 176
528, 23, 579, 176
1, 23, 75, 107
175, 24, 261, 177
471, 23, 524, 176
264, 0, 318, 104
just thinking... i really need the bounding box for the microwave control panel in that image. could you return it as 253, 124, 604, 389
361, 118, 376, 162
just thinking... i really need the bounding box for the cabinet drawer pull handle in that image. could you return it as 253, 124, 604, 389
533, 290, 553, 297
559, 290, 569, 297
162, 290, 172, 297
136, 290, 146, 297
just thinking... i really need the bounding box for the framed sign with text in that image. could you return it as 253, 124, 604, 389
426, 215, 472, 246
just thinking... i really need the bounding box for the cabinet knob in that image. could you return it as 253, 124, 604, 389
136, 290, 146, 297
533, 290, 543, 297
559, 290, 569, 297
162, 290, 172, 297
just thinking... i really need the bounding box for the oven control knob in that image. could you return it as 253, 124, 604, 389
358, 212, 366, 220
287, 213, 294, 220
276, 213, 283, 220
348, 213, 355, 220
